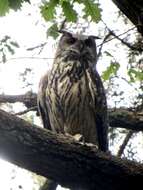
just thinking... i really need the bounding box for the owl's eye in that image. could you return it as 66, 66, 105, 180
66, 37, 76, 44
85, 39, 94, 47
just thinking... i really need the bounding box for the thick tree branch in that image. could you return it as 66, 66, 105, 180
109, 109, 143, 131
0, 109, 143, 190
0, 91, 37, 108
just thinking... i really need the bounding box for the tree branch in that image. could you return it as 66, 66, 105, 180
117, 130, 134, 157
109, 108, 143, 131
109, 29, 143, 52
0, 91, 37, 108
0, 109, 143, 190
15, 106, 37, 115
101, 20, 143, 52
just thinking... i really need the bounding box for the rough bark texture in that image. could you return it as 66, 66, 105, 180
0, 109, 143, 190
112, 0, 143, 36
0, 92, 37, 108
109, 109, 143, 131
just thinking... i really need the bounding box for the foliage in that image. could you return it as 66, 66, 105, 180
40, 0, 101, 38
102, 51, 120, 81
102, 61, 120, 81
0, 0, 9, 16
40, 0, 101, 22
0, 35, 19, 63
0, 0, 30, 16
82, 0, 101, 21
47, 23, 59, 39
128, 68, 143, 82
61, 1, 77, 22
40, 0, 59, 21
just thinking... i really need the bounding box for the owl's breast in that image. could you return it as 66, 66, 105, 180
47, 59, 97, 141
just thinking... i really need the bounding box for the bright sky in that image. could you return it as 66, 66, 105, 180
0, 0, 142, 189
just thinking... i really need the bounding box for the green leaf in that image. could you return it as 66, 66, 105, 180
1, 35, 10, 43
41, 0, 59, 21
10, 41, 20, 48
62, 1, 77, 22
2, 52, 6, 63
0, 0, 9, 16
83, 0, 101, 22
59, 0, 70, 4
102, 62, 120, 81
128, 69, 143, 82
47, 23, 59, 39
8, 0, 22, 10
5, 44, 15, 55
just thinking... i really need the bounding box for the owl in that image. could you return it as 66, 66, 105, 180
38, 30, 108, 152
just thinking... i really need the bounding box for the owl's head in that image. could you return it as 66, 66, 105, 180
55, 30, 99, 64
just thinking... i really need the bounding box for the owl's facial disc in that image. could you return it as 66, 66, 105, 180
57, 30, 98, 63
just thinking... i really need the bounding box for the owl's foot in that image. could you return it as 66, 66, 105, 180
65, 133, 84, 142
73, 133, 84, 142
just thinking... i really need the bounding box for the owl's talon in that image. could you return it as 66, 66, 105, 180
73, 134, 83, 142
64, 133, 83, 142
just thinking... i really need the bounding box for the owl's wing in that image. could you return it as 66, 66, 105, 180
90, 68, 108, 152
37, 72, 52, 130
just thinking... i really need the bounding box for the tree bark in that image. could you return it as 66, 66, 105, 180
109, 108, 143, 131
0, 109, 143, 190
0, 91, 37, 108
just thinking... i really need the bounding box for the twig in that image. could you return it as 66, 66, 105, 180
117, 130, 134, 157
99, 21, 143, 52
27, 19, 66, 54
97, 31, 112, 61
109, 30, 143, 52
97, 26, 137, 48
26, 42, 48, 51
15, 106, 37, 115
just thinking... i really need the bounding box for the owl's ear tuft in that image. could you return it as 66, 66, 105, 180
89, 35, 101, 40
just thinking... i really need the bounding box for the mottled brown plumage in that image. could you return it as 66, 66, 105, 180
38, 30, 108, 151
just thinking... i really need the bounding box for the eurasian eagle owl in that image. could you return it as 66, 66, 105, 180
38, 30, 108, 152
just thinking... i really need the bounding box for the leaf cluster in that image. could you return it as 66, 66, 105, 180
41, 0, 101, 38
0, 0, 30, 16
102, 51, 120, 81
40, 0, 101, 23
0, 35, 19, 63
